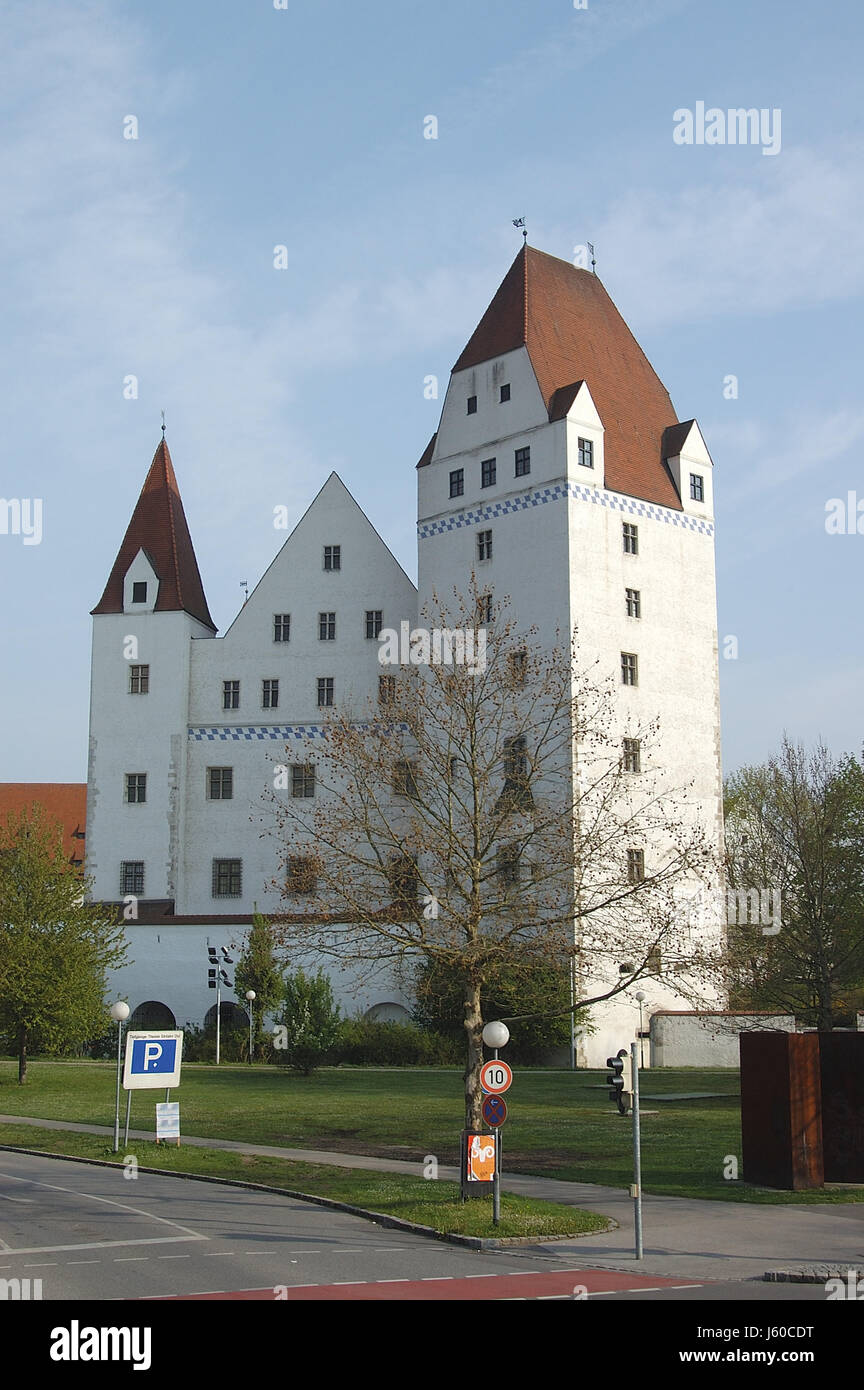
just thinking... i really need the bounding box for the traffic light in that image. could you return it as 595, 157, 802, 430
606, 1048, 632, 1115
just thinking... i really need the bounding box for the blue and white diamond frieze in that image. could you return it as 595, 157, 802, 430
417, 480, 714, 539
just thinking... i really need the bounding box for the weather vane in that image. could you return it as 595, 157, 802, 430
512, 217, 527, 242
161, 410, 166, 437
587, 242, 596, 273
240, 579, 249, 604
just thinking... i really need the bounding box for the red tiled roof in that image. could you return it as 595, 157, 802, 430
91, 439, 216, 630
449, 245, 683, 510
0, 784, 87, 861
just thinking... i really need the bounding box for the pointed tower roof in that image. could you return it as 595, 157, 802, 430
91, 438, 216, 630
451, 244, 682, 509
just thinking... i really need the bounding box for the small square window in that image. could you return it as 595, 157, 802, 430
393, 760, 419, 798
378, 674, 396, 705
627, 848, 645, 884
262, 678, 279, 709
578, 438, 594, 469
481, 458, 496, 488
131, 581, 148, 603
477, 529, 493, 561
208, 767, 233, 800
287, 856, 317, 894
621, 652, 638, 686
291, 764, 315, 798
274, 614, 291, 642
514, 446, 530, 477
498, 843, 521, 885
510, 650, 527, 685
690, 473, 704, 502
129, 664, 149, 694
499, 384, 510, 403
623, 523, 638, 555
626, 588, 641, 619
125, 773, 147, 804
223, 679, 240, 710
318, 612, 336, 641
365, 610, 383, 639
323, 545, 341, 571
622, 739, 641, 773
120, 861, 144, 896
467, 396, 477, 415
317, 677, 334, 707
212, 858, 242, 898
449, 468, 464, 499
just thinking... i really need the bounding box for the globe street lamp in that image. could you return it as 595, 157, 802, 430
245, 990, 256, 1064
635, 991, 646, 1068
482, 1021, 510, 1055
110, 1000, 130, 1153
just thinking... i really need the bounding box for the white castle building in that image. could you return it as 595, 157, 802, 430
87, 245, 723, 1066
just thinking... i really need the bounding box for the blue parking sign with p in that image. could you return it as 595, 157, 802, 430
123, 1030, 183, 1090
131, 1038, 176, 1074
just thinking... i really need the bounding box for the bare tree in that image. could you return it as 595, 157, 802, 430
263, 588, 721, 1129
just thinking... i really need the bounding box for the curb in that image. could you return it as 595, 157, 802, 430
764, 1265, 864, 1284
0, 1142, 615, 1251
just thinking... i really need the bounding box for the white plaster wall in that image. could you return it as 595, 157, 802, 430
650, 1013, 796, 1067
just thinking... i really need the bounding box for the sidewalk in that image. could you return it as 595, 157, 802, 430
3, 1113, 863, 1283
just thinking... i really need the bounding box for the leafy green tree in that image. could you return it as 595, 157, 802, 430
274, 968, 341, 1074
724, 739, 864, 1028
0, 805, 128, 1083
413, 952, 584, 1063
234, 910, 283, 1060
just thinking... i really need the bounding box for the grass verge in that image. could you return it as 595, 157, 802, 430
0, 1122, 610, 1241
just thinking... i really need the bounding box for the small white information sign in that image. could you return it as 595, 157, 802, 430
156, 1102, 180, 1143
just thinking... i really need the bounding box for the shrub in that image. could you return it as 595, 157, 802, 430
335, 1017, 460, 1066
274, 969, 342, 1074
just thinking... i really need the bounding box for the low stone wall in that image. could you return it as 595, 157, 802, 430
649, 1011, 796, 1067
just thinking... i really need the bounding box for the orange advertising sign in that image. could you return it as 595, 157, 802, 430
467, 1132, 496, 1182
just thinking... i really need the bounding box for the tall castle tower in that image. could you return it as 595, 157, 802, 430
416, 245, 724, 1064
86, 245, 723, 1061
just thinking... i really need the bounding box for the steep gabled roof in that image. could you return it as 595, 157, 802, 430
0, 783, 87, 862
451, 245, 682, 510
92, 438, 216, 630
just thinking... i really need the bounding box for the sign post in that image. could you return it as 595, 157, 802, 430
631, 1040, 643, 1259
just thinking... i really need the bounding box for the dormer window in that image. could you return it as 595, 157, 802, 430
467, 396, 477, 415
132, 582, 148, 603
499, 384, 510, 403
578, 438, 594, 469
690, 473, 704, 502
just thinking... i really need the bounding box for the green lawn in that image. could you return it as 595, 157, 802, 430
0, 1060, 860, 1204
0, 1122, 607, 1240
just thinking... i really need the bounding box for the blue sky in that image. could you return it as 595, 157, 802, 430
1, 0, 862, 782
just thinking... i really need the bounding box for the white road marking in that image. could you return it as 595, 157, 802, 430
2, 1235, 203, 1256
23, 1262, 56, 1268
158, 1255, 190, 1260
114, 1257, 149, 1263
0, 1194, 33, 1203
66, 1260, 100, 1266
0, 1168, 206, 1248
375, 1279, 409, 1284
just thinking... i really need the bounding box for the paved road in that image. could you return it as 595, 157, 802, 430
0, 1151, 841, 1303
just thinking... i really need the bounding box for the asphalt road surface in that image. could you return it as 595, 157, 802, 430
0, 1152, 831, 1302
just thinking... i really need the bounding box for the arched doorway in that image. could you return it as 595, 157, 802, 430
129, 1001, 177, 1030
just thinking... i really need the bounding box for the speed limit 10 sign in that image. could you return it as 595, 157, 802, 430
480, 1060, 513, 1094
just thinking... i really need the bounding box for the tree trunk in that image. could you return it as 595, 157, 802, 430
17, 1025, 26, 1085
463, 979, 484, 1131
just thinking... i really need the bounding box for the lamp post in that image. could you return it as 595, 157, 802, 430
245, 990, 256, 1064
481, 1021, 510, 1226
635, 991, 646, 1068
110, 1000, 130, 1153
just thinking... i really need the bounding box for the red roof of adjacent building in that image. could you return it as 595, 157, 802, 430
441, 244, 683, 510
0, 784, 87, 862
91, 438, 216, 630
